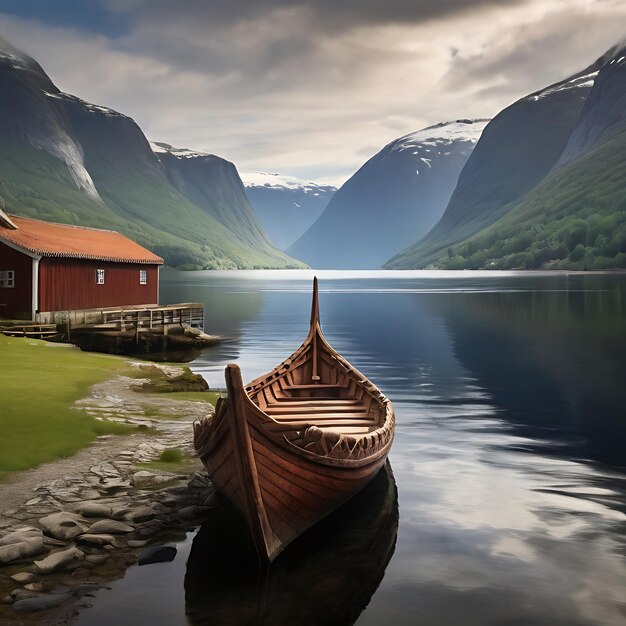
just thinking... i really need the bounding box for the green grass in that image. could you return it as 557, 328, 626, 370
0, 336, 136, 478
424, 133, 626, 270
0, 139, 305, 270
138, 450, 202, 475
131, 364, 209, 393
159, 448, 184, 463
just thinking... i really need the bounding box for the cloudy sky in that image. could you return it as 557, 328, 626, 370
0, 0, 624, 185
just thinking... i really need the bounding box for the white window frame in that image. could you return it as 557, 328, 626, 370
96, 269, 105, 285
139, 269, 147, 285
0, 270, 15, 288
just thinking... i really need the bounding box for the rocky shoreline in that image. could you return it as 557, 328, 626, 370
0, 363, 217, 624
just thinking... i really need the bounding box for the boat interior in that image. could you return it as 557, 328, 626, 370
248, 337, 386, 437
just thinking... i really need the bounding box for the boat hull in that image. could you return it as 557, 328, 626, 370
185, 461, 399, 625
193, 278, 395, 562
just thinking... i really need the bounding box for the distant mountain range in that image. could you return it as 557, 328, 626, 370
2, 33, 623, 272
288, 120, 488, 269
241, 172, 336, 250
0, 37, 304, 269
387, 42, 626, 270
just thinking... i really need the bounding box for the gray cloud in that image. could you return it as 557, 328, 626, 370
1, 0, 624, 185
108, 0, 526, 31
443, 7, 626, 100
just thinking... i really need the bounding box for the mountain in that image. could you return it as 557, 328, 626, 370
287, 120, 488, 269
0, 37, 303, 269
150, 143, 275, 251
241, 172, 336, 250
386, 42, 626, 270
385, 53, 612, 269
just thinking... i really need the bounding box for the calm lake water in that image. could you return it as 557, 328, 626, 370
78, 270, 626, 626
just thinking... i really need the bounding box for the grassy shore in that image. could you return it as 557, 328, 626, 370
0, 336, 140, 478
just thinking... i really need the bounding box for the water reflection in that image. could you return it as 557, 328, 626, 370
185, 463, 398, 626
157, 270, 626, 625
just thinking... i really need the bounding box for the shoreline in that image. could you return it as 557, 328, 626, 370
0, 361, 217, 624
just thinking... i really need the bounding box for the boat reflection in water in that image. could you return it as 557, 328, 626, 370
185, 461, 398, 626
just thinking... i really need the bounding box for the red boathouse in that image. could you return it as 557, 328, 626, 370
0, 210, 163, 321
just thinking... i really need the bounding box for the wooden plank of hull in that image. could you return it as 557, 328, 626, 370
200, 365, 388, 562
194, 277, 395, 562
184, 462, 399, 626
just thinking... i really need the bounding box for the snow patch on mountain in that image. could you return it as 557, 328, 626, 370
240, 171, 336, 194
528, 71, 599, 102
390, 119, 489, 156
149, 142, 215, 159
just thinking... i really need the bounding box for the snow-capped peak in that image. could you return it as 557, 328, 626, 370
390, 119, 489, 155
240, 171, 337, 193
149, 142, 215, 159
528, 71, 598, 102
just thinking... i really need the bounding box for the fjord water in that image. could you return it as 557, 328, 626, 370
81, 270, 626, 625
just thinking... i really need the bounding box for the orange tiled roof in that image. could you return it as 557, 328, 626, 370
0, 216, 164, 265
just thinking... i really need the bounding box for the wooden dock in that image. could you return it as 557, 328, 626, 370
1, 303, 217, 356
1, 323, 59, 339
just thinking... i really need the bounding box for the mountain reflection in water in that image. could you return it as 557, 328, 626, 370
74, 271, 625, 626
185, 462, 398, 626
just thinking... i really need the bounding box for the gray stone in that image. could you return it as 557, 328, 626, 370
101, 478, 131, 490
126, 507, 155, 523
33, 546, 83, 575
79, 489, 102, 500
12, 593, 72, 613
0, 527, 43, 546
10, 589, 40, 600
90, 462, 119, 479
188, 472, 212, 490
138, 545, 177, 566
178, 505, 210, 521
86, 520, 134, 535
10, 572, 36, 584
112, 507, 132, 521
43, 536, 67, 547
76, 503, 113, 518
127, 539, 149, 548
135, 526, 158, 539
77, 534, 116, 546
0, 528, 45, 564
84, 554, 109, 565
39, 512, 88, 541
132, 471, 174, 489
23, 583, 43, 592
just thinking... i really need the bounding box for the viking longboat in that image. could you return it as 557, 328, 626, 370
193, 277, 395, 562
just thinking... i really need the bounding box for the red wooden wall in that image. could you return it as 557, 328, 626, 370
0, 242, 32, 319
38, 259, 159, 312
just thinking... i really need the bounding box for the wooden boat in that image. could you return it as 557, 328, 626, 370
185, 462, 398, 625
193, 277, 395, 562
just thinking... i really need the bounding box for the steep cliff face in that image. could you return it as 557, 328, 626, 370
151, 143, 276, 251
288, 120, 487, 269
241, 172, 335, 250
556, 42, 626, 167
386, 64, 598, 268
387, 43, 626, 271
0, 38, 303, 269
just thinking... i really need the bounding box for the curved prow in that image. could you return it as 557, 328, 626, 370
310, 275, 320, 332
310, 276, 321, 382
224, 363, 281, 562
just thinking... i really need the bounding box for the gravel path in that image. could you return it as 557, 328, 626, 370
0, 363, 211, 520
0, 363, 217, 624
